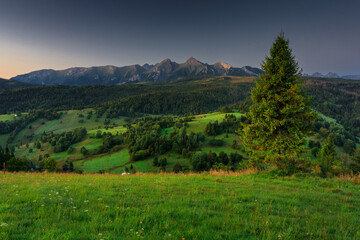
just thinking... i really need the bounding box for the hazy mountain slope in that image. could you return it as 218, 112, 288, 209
0, 78, 37, 90
304, 72, 360, 80
343, 75, 360, 80
12, 65, 146, 85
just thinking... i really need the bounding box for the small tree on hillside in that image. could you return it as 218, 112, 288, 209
242, 32, 316, 173
318, 136, 341, 176
69, 161, 74, 172
62, 162, 69, 172
159, 158, 167, 171
173, 162, 183, 173
350, 147, 360, 173
41, 157, 57, 172
153, 156, 159, 167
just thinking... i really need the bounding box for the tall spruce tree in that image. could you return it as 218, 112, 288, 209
243, 32, 316, 168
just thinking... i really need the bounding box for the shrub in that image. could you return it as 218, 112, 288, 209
159, 158, 167, 171
192, 152, 209, 172
318, 137, 342, 177
311, 147, 320, 157
219, 151, 229, 165
173, 162, 183, 173
41, 157, 57, 172
270, 156, 313, 176
6, 157, 28, 172
153, 157, 159, 167
209, 139, 224, 147
131, 149, 150, 161
349, 148, 360, 173
229, 152, 243, 164
80, 146, 89, 155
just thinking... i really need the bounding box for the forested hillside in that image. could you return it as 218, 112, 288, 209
1, 76, 359, 137
0, 75, 359, 176
0, 78, 37, 90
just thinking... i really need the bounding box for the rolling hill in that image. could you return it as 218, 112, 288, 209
0, 76, 359, 175
0, 78, 37, 90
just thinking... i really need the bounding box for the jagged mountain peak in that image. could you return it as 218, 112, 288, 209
311, 72, 324, 77
159, 58, 172, 64
185, 57, 203, 65
142, 63, 154, 70
156, 58, 175, 67
152, 58, 177, 72
215, 62, 232, 70
325, 72, 340, 78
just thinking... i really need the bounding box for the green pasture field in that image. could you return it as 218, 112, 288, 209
82, 150, 130, 173
187, 112, 243, 133
108, 153, 191, 174
0, 114, 16, 122
0, 172, 359, 239
2, 109, 129, 146
3, 110, 347, 174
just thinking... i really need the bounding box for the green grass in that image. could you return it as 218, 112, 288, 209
0, 114, 16, 122
0, 172, 359, 239
138, 154, 189, 173
73, 138, 103, 153
18, 145, 40, 159
31, 110, 127, 135
109, 153, 192, 174
317, 112, 338, 124
51, 137, 104, 162
82, 150, 130, 173
4, 109, 129, 147
88, 126, 127, 135
187, 112, 243, 133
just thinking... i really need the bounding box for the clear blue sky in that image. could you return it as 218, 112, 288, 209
0, 0, 359, 78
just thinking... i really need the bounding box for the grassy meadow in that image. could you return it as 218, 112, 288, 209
0, 114, 17, 122
1, 111, 250, 174
2, 109, 355, 175
0, 172, 359, 239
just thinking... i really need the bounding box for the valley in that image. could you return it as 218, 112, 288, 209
1, 76, 359, 175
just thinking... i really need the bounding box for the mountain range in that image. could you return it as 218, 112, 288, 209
303, 72, 360, 80
10, 57, 264, 86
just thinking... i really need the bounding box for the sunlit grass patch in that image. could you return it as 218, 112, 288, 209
83, 150, 130, 173
0, 172, 359, 239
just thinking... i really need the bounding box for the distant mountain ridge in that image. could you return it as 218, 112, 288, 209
303, 72, 360, 80
11, 57, 264, 86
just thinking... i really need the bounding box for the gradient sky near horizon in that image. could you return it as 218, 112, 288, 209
0, 0, 359, 79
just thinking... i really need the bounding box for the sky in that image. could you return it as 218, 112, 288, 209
0, 0, 359, 79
